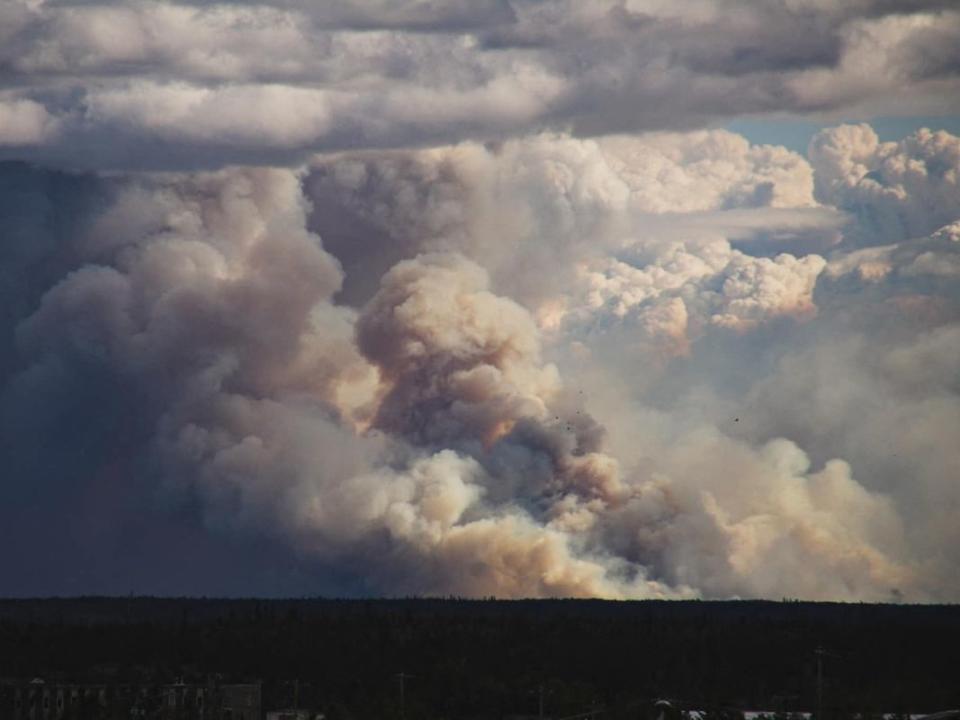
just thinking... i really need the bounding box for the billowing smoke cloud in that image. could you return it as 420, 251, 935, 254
305, 130, 842, 348
4, 121, 951, 600
810, 124, 960, 244
1, 2, 958, 602
0, 164, 671, 598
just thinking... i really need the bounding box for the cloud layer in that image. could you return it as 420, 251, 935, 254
3, 0, 960, 169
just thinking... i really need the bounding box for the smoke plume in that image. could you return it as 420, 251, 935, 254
1, 0, 958, 602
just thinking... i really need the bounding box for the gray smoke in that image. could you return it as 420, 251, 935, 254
1, 0, 958, 601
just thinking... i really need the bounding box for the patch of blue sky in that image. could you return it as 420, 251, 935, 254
725, 116, 960, 154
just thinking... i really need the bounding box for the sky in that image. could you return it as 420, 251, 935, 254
1, 0, 959, 602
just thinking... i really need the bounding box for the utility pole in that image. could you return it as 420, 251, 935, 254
815, 646, 823, 720
538, 684, 545, 720
396, 672, 414, 720
294, 678, 300, 713
814, 646, 839, 720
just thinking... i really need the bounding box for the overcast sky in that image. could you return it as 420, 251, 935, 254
2, 0, 959, 601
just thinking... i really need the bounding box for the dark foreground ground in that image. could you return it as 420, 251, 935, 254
0, 598, 958, 719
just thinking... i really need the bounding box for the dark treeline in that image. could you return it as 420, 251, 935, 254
0, 598, 958, 719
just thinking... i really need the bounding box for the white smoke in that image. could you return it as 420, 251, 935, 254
0, 165, 675, 598
810, 124, 960, 244
306, 131, 841, 349
2, 145, 935, 600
